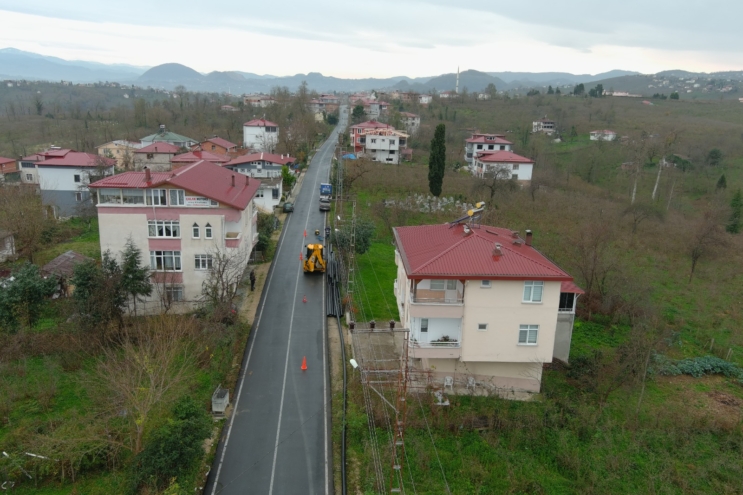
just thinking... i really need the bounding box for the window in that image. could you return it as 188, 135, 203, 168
146, 153, 154, 159
371, 139, 377, 144
169, 189, 185, 206
389, 150, 396, 155
512, 164, 519, 170
446, 280, 457, 290
122, 189, 145, 204
518, 324, 539, 345
266, 126, 277, 133
98, 189, 122, 204
195, 254, 213, 270
211, 145, 216, 150
481, 280, 491, 288
523, 281, 544, 303
256, 189, 264, 198
477, 323, 488, 332
500, 145, 506, 150
430, 280, 445, 290
148, 220, 180, 238
205, 223, 212, 239
389, 140, 395, 145
476, 144, 483, 150
150, 250, 181, 271
192, 223, 200, 238
488, 145, 494, 150
165, 286, 184, 302
75, 192, 83, 202
559, 292, 576, 312
26, 174, 33, 181
147, 189, 167, 206
420, 318, 429, 333
74, 174, 81, 183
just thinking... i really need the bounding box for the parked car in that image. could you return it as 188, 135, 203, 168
283, 202, 294, 213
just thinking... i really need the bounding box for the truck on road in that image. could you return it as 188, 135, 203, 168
319, 182, 332, 211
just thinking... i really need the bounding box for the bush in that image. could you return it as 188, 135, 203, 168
129, 396, 212, 493
653, 354, 743, 379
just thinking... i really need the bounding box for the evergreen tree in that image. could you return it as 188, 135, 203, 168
547, 85, 554, 94
120, 237, 152, 315
555, 87, 561, 95
573, 83, 585, 95
0, 263, 56, 331
727, 189, 742, 234
428, 124, 446, 197
716, 174, 727, 191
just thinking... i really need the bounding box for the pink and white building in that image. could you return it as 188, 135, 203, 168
88, 160, 260, 311
349, 120, 394, 154
243, 119, 279, 152
472, 150, 534, 182
394, 223, 582, 396
464, 133, 513, 165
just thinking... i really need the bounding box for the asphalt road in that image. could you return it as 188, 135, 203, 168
207, 110, 346, 495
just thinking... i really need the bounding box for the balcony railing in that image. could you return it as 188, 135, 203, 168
411, 296, 463, 304
411, 339, 461, 348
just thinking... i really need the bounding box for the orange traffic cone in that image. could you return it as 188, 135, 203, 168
302, 295, 307, 303
303, 229, 307, 238
301, 356, 307, 371
300, 252, 303, 261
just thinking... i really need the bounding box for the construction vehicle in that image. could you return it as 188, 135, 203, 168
303, 244, 327, 273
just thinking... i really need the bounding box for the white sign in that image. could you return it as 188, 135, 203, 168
185, 196, 211, 206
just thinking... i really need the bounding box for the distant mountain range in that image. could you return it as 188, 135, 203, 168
1, 47, 740, 96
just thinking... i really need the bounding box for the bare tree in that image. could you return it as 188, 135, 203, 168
92, 316, 197, 454
473, 165, 518, 205
0, 184, 53, 262
688, 209, 728, 282
201, 247, 250, 318
623, 202, 665, 233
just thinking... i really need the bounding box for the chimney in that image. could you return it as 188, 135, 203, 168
493, 243, 503, 257
525, 230, 533, 246
144, 167, 151, 182
245, 175, 250, 185
511, 231, 519, 239
231, 174, 235, 187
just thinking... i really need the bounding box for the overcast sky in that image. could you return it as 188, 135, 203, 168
0, 1, 740, 78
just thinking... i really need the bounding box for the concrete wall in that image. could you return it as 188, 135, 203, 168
229, 163, 283, 178
243, 126, 278, 151
41, 190, 93, 218
424, 359, 543, 393
461, 280, 560, 364
553, 312, 575, 363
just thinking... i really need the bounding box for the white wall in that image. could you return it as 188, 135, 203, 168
38, 166, 112, 192
243, 126, 278, 151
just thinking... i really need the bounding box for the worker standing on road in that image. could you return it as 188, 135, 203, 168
250, 269, 256, 291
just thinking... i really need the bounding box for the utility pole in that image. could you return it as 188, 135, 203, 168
389, 320, 410, 493
347, 200, 356, 323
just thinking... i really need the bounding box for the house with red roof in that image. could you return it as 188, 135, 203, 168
400, 112, 420, 135
532, 117, 556, 135
88, 160, 261, 312
472, 150, 534, 182
464, 133, 513, 166
224, 152, 296, 178
349, 120, 394, 154
171, 150, 230, 168
243, 94, 276, 108
0, 156, 18, 181
393, 221, 582, 396
243, 119, 279, 152
20, 148, 115, 217
134, 142, 180, 171
196, 136, 238, 155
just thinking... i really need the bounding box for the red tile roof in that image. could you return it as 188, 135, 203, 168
26, 150, 115, 168
394, 223, 574, 281
204, 137, 237, 150
135, 142, 180, 154
225, 152, 296, 167
590, 129, 616, 134
350, 120, 393, 131
89, 160, 260, 210
560, 280, 585, 294
400, 112, 419, 118
243, 118, 278, 127
476, 151, 533, 164
172, 150, 229, 164
0, 157, 14, 165
466, 134, 512, 145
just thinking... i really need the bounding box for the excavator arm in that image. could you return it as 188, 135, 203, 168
303, 244, 327, 273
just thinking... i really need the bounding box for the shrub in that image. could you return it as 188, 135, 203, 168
653, 354, 743, 379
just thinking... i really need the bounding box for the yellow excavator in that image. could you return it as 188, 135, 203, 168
303, 244, 326, 273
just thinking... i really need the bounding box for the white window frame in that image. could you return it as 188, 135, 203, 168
194, 254, 213, 270
477, 323, 488, 332
205, 223, 213, 239
148, 220, 180, 238
169, 189, 185, 206
147, 189, 168, 206
420, 318, 429, 333
26, 173, 33, 181
481, 280, 491, 288
430, 279, 445, 291
75, 191, 83, 202
518, 324, 539, 345
192, 223, 200, 239
165, 285, 184, 302
523, 281, 544, 303
74, 174, 81, 183
446, 280, 457, 290
149, 250, 182, 271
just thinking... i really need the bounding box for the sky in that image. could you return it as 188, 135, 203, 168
0, 0, 741, 78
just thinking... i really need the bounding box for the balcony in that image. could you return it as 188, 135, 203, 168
225, 232, 241, 249
409, 339, 462, 359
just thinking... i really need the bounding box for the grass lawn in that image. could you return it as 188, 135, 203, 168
354, 243, 399, 323
35, 217, 101, 266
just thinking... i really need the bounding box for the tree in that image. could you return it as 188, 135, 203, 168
201, 247, 249, 320
547, 86, 554, 94
689, 210, 728, 282
92, 316, 197, 455
716, 174, 727, 191
623, 202, 665, 233
0, 263, 56, 331
474, 166, 518, 205
0, 184, 53, 262
727, 189, 742, 234
555, 87, 561, 95
120, 237, 152, 315
332, 217, 375, 255
573, 83, 585, 96
281, 165, 297, 191
351, 104, 365, 123
33, 94, 44, 116
670, 92, 680, 100
706, 148, 723, 166
484, 83, 497, 98
71, 252, 127, 330
428, 123, 446, 197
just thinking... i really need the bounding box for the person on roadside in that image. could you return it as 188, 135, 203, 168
250, 269, 256, 291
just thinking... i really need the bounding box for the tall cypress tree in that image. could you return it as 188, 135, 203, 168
428, 123, 446, 197
727, 189, 742, 234
120, 237, 152, 315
